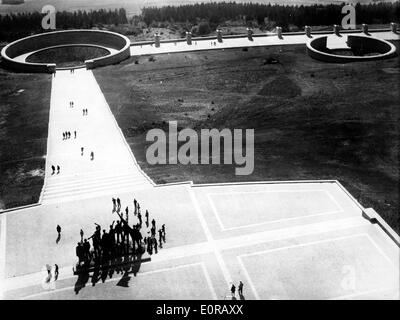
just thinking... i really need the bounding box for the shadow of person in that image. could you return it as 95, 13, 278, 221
131, 251, 144, 277
74, 268, 90, 295
108, 265, 115, 279
100, 264, 109, 283
91, 264, 101, 287
56, 234, 61, 244
116, 270, 131, 287
239, 293, 245, 300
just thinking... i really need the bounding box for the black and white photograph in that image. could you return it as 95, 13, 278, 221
0, 0, 399, 310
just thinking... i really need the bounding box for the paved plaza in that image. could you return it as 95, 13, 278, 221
1, 181, 399, 299
0, 30, 399, 300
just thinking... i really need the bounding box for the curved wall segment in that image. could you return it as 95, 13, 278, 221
306, 35, 397, 63
1, 30, 131, 73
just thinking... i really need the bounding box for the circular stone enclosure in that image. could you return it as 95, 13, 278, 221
1, 30, 131, 73
307, 35, 396, 63
306, 34, 397, 63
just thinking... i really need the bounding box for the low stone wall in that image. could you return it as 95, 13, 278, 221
1, 30, 131, 73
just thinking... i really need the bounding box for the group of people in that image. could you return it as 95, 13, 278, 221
80, 147, 94, 160
82, 108, 89, 116
230, 281, 244, 299
62, 131, 76, 140
75, 197, 167, 268
51, 165, 60, 175
69, 101, 74, 108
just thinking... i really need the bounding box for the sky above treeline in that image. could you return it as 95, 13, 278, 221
0, 0, 396, 16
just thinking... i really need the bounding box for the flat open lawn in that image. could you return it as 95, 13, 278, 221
0, 69, 51, 209
94, 42, 399, 233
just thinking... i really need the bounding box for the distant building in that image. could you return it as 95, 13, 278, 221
1, 0, 24, 5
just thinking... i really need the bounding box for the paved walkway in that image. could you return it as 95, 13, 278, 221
41, 68, 152, 204
130, 31, 399, 56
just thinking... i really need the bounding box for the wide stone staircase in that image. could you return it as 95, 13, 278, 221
41, 166, 153, 204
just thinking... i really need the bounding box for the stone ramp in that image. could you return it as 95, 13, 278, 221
41, 68, 153, 204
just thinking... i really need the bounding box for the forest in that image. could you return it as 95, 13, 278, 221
0, 2, 399, 42
142, 1, 400, 30
0, 8, 128, 42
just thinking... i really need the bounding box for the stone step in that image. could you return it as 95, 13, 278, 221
43, 177, 148, 198
41, 183, 153, 204
45, 165, 141, 186
45, 172, 149, 190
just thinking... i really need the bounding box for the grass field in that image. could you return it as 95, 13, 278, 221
94, 42, 400, 233
0, 69, 51, 209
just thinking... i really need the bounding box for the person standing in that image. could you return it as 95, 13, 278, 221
51, 165, 55, 175
123, 219, 130, 253
116, 220, 122, 243
117, 198, 121, 211
76, 242, 84, 265
57, 165, 60, 174
109, 222, 116, 258
158, 229, 163, 248
125, 207, 129, 221
149, 239, 153, 255
231, 283, 236, 298
238, 281, 244, 296
153, 237, 158, 254
90, 151, 94, 161
81, 147, 84, 156
112, 198, 116, 212
56, 225, 61, 244
162, 224, 166, 242
80, 229, 84, 243
74, 131, 77, 139
145, 210, 149, 226
138, 211, 142, 228
83, 239, 91, 262
54, 264, 59, 280
101, 230, 109, 260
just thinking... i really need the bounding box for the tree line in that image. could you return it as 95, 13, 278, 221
0, 8, 128, 42
0, 2, 399, 43
142, 1, 400, 31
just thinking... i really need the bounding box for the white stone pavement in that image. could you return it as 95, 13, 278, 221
41, 68, 153, 204
1, 215, 369, 294
130, 31, 400, 56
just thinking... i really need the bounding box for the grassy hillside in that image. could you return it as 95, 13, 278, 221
0, 70, 51, 209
